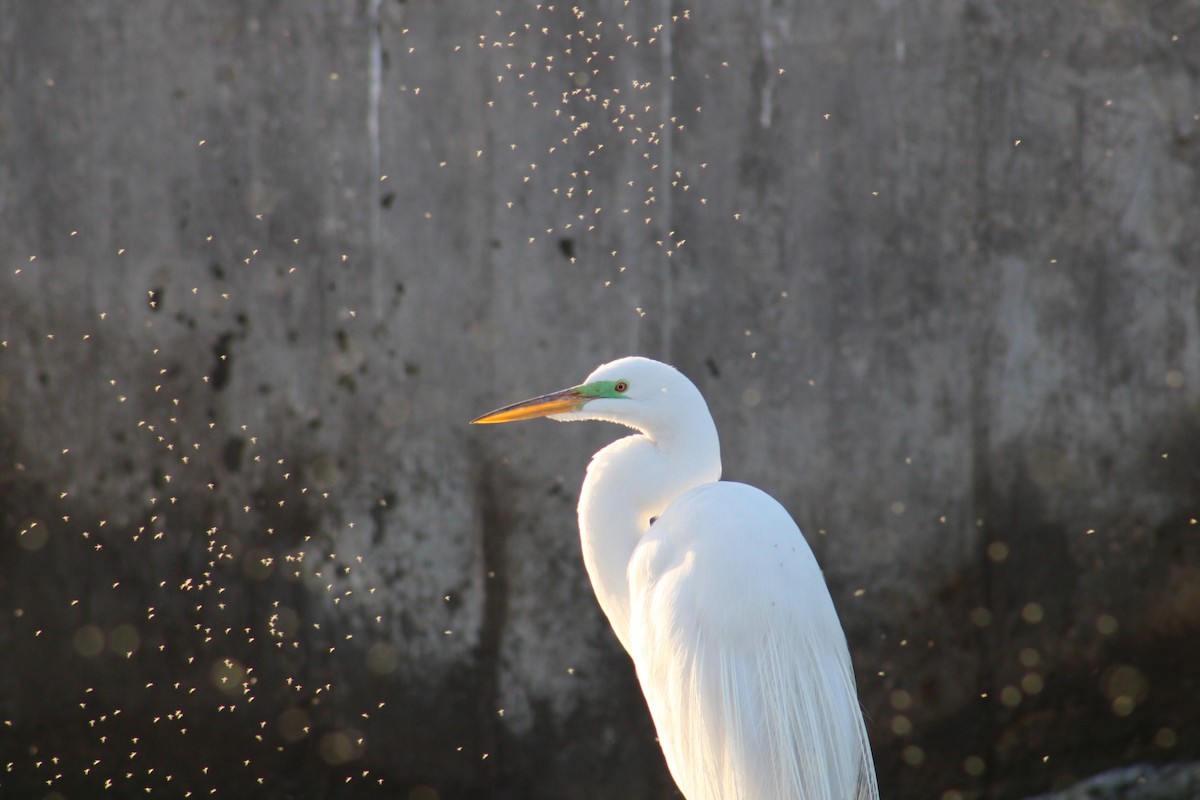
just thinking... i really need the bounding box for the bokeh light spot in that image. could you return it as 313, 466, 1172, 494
271, 606, 300, 639
277, 708, 310, 742
211, 659, 247, 696
1026, 446, 1071, 488
1100, 664, 1148, 716
17, 519, 48, 551
888, 689, 912, 711
366, 642, 399, 676
73, 624, 105, 658
1154, 727, 1178, 749
1018, 647, 1040, 667
1000, 685, 1022, 707
319, 729, 364, 765
108, 623, 141, 656
969, 607, 992, 627
1111, 695, 1135, 716
310, 454, 342, 490
242, 547, 275, 581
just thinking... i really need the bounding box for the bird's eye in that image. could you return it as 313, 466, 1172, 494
614, 381, 628, 393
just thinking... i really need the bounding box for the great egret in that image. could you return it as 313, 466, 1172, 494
472, 356, 878, 800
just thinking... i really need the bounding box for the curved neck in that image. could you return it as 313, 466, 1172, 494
576, 421, 720, 653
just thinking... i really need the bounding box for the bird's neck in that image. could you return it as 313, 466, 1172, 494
576, 423, 720, 654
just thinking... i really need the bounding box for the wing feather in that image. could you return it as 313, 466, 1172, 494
628, 482, 878, 800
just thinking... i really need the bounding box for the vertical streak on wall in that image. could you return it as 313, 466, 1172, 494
757, 0, 776, 129
367, 0, 384, 320
658, 0, 675, 363
961, 6, 999, 787
472, 451, 510, 787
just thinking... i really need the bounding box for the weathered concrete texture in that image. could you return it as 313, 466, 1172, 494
0, 0, 1198, 798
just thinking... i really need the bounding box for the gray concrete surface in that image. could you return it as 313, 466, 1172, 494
1, 1, 1198, 797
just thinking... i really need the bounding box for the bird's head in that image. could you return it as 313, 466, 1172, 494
471, 356, 708, 437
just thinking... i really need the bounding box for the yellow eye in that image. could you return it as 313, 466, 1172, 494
614, 380, 629, 393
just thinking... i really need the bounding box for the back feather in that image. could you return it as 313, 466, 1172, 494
628, 482, 878, 800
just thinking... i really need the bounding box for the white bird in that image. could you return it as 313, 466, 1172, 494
472, 356, 878, 800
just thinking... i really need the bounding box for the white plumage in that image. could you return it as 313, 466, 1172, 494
473, 356, 878, 800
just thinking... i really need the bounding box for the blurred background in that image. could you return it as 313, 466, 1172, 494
1, 1, 1198, 798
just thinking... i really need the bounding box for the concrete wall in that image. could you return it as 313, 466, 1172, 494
1, 1, 1198, 797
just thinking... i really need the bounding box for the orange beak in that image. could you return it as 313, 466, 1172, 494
470, 386, 588, 424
